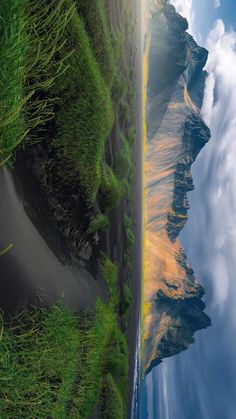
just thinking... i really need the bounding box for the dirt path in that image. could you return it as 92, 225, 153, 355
0, 169, 107, 312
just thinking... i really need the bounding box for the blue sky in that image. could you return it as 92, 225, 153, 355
215, 0, 236, 29
145, 1, 236, 418
195, 0, 236, 41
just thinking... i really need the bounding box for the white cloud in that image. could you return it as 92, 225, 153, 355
214, 0, 221, 8
186, 20, 236, 309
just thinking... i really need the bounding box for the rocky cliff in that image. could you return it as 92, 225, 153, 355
143, 0, 211, 375
167, 112, 211, 241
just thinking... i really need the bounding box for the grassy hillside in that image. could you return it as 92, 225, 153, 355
78, 0, 117, 87
53, 0, 114, 201
0, 0, 74, 165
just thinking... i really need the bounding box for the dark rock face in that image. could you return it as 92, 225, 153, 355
144, 0, 211, 375
167, 114, 211, 242
146, 293, 211, 375
163, 7, 210, 242
147, 4, 189, 139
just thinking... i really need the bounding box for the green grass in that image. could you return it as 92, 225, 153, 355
114, 131, 132, 179
70, 300, 117, 418
127, 127, 136, 145
87, 214, 110, 235
0, 254, 128, 418
124, 215, 135, 250
102, 374, 124, 419
0, 301, 128, 418
121, 284, 133, 315
52, 0, 114, 201
1, 0, 114, 201
100, 164, 123, 211
0, 305, 81, 417
121, 178, 132, 198
78, 0, 116, 87
120, 99, 130, 124
0, 0, 74, 165
112, 74, 127, 104
100, 253, 119, 305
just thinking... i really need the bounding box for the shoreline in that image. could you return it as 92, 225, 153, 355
129, 0, 145, 416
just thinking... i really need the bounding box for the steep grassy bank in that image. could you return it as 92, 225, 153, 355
0, 0, 115, 201
0, 0, 75, 165
52, 0, 114, 201
0, 0, 125, 261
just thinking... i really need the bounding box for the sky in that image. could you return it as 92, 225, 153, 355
145, 1, 236, 418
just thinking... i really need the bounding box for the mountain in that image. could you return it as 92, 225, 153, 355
143, 1, 211, 375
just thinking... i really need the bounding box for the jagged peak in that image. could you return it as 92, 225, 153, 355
144, 0, 212, 377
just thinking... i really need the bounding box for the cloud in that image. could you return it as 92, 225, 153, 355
214, 0, 221, 8
187, 19, 236, 309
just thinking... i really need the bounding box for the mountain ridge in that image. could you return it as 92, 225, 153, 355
143, 0, 211, 375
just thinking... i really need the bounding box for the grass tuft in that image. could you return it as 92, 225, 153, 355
87, 214, 110, 235
100, 164, 123, 211
0, 0, 74, 164
78, 0, 116, 87
114, 131, 132, 179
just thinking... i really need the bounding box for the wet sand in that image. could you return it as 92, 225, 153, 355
0, 168, 107, 312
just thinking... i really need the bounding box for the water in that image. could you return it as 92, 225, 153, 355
131, 320, 142, 419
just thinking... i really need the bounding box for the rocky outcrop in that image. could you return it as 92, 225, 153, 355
165, 27, 210, 241
167, 114, 211, 241
147, 3, 189, 139
145, 293, 211, 375
144, 0, 211, 375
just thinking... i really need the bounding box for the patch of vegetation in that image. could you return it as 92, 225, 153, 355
78, 0, 116, 87
114, 132, 132, 179
100, 164, 123, 211
53, 0, 114, 201
0, 305, 81, 417
123, 215, 134, 276
121, 283, 133, 315
100, 253, 118, 304
102, 374, 124, 419
121, 178, 132, 198
0, 0, 74, 165
127, 127, 136, 145
120, 99, 130, 124
105, 325, 128, 403
1, 0, 114, 202
112, 74, 127, 104
124, 215, 135, 250
124, 252, 133, 274
0, 298, 128, 418
111, 30, 125, 66
70, 300, 116, 418
87, 214, 109, 235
